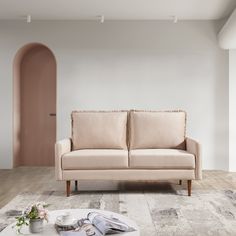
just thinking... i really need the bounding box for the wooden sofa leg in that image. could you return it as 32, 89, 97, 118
74, 180, 78, 192
179, 180, 182, 185
66, 181, 71, 197
187, 180, 192, 196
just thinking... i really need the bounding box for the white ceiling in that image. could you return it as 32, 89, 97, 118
0, 0, 236, 21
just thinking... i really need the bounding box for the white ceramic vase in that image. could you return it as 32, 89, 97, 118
29, 218, 44, 233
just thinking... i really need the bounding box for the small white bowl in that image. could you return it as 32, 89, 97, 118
55, 216, 77, 227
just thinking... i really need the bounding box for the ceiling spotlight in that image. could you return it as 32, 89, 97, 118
99, 15, 105, 23
173, 15, 178, 23
27, 14, 31, 23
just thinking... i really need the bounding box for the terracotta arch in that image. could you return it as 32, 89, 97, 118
13, 43, 57, 167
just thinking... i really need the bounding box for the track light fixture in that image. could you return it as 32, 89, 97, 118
98, 15, 104, 23
173, 15, 178, 23
27, 14, 31, 23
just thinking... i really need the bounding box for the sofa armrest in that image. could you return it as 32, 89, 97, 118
186, 137, 202, 180
55, 138, 71, 180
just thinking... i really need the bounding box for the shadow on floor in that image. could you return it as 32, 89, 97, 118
53, 181, 185, 196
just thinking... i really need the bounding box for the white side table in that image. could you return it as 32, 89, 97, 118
0, 209, 139, 236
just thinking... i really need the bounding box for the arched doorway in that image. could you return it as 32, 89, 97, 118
13, 43, 56, 167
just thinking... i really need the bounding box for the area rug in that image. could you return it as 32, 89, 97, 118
1, 188, 236, 236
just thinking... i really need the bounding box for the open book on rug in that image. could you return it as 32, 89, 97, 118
55, 211, 136, 236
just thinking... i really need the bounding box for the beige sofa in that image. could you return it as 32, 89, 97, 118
55, 110, 202, 197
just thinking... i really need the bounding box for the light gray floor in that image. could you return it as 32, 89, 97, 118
1, 168, 236, 235
1, 167, 236, 208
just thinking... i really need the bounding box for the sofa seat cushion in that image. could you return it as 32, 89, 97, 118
62, 149, 128, 170
129, 149, 195, 169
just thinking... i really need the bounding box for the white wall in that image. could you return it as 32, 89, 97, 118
0, 20, 229, 170
229, 49, 236, 171
218, 8, 236, 49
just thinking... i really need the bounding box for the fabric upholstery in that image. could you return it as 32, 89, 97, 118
55, 110, 201, 183
63, 169, 195, 180
129, 149, 195, 169
129, 111, 186, 149
71, 111, 128, 150
62, 149, 128, 170
186, 137, 202, 179
55, 139, 71, 180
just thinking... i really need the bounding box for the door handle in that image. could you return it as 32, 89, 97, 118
49, 113, 56, 116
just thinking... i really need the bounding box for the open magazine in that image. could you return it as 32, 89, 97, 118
55, 212, 136, 236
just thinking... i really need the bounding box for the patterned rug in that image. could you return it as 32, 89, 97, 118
1, 187, 236, 236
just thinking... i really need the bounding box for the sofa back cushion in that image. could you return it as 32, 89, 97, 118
72, 111, 128, 150
129, 110, 186, 149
